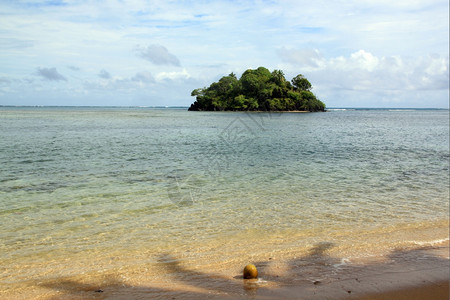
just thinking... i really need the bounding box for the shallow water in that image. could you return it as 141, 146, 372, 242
0, 107, 448, 297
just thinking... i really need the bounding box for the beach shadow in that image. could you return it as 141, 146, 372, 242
40, 252, 261, 299
38, 242, 449, 299
40, 275, 225, 300
38, 241, 339, 299
155, 253, 244, 293
308, 241, 335, 256
40, 276, 121, 299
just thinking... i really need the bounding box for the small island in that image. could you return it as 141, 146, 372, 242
188, 67, 325, 112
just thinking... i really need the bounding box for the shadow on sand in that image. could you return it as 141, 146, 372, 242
40, 242, 449, 299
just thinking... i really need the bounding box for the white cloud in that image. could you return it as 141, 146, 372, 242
131, 71, 155, 84
135, 44, 181, 66
0, 38, 34, 50
277, 48, 324, 69
279, 49, 449, 92
0, 0, 448, 107
67, 65, 80, 71
348, 50, 379, 72
156, 69, 191, 81
85, 71, 157, 91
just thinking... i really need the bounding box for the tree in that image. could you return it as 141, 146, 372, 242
188, 67, 325, 112
191, 88, 204, 97
271, 69, 286, 86
291, 74, 312, 91
240, 71, 260, 96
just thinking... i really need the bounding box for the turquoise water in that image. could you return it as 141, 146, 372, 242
0, 107, 449, 296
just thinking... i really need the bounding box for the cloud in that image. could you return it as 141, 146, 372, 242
36, 67, 67, 81
67, 65, 80, 71
0, 0, 448, 107
155, 69, 191, 81
277, 48, 324, 68
135, 44, 181, 66
0, 77, 12, 84
131, 71, 155, 84
84, 71, 157, 91
0, 38, 34, 50
278, 49, 449, 92
98, 69, 111, 79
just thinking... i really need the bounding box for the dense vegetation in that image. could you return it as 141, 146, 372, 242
188, 67, 325, 112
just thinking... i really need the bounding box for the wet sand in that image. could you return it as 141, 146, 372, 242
5, 241, 446, 299
254, 244, 449, 300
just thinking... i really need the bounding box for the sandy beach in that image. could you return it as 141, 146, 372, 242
4, 241, 446, 299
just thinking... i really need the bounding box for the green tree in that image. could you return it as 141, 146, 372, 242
271, 69, 286, 86
188, 67, 325, 112
292, 74, 312, 91
191, 88, 204, 97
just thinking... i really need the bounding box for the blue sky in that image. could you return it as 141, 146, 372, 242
0, 0, 448, 108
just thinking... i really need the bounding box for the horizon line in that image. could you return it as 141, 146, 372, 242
0, 105, 448, 110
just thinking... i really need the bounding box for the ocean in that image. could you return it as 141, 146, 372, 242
0, 107, 449, 298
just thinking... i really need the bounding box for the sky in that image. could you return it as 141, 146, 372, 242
0, 0, 449, 108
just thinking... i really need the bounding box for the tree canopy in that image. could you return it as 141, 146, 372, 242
188, 67, 325, 112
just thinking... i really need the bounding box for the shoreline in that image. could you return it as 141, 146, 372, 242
188, 109, 314, 113
110, 243, 450, 300
4, 242, 447, 299
254, 243, 449, 300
